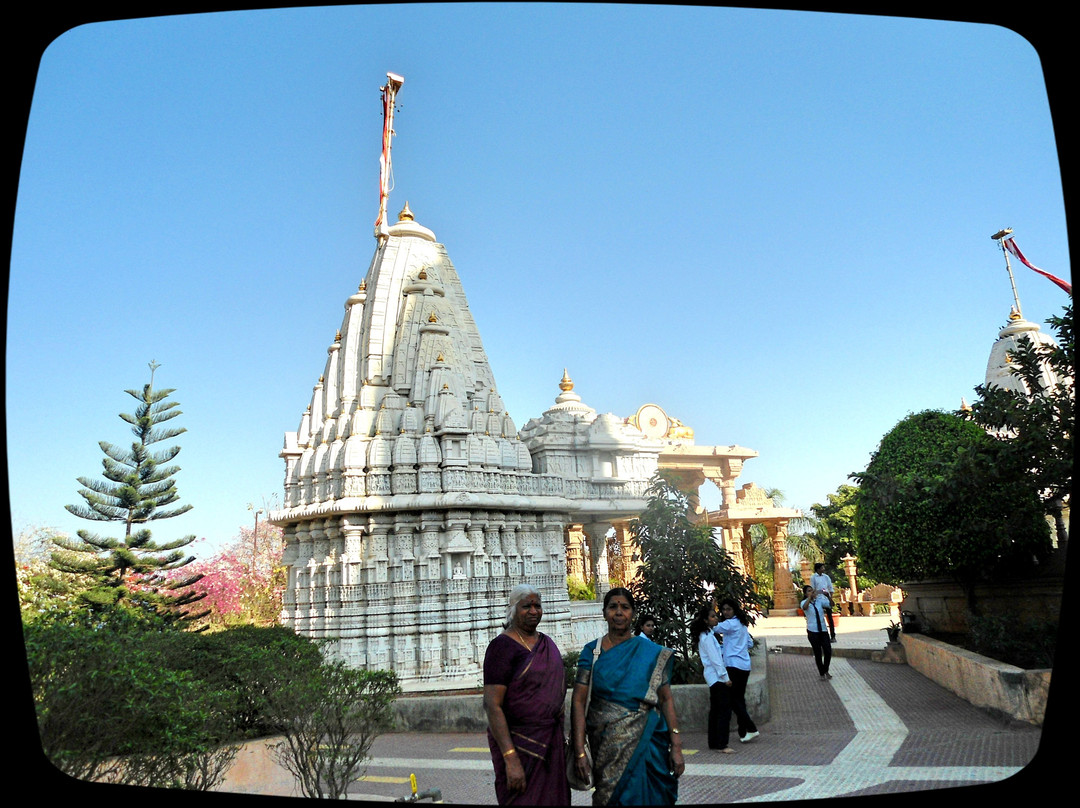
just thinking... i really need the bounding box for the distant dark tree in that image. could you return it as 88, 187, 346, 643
628, 473, 762, 665
965, 302, 1073, 545
852, 410, 1052, 614
52, 362, 206, 624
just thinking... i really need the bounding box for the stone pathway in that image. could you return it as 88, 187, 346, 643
216, 634, 1044, 803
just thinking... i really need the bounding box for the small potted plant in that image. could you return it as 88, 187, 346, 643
882, 620, 902, 643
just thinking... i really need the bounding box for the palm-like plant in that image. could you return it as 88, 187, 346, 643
748, 488, 822, 602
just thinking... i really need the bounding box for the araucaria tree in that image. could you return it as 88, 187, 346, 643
52, 364, 205, 622
852, 410, 1052, 614
628, 473, 762, 664
965, 302, 1073, 545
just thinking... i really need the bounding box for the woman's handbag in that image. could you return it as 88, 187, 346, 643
566, 636, 603, 790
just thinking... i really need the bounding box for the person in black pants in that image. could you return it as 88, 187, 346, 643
800, 584, 832, 680
715, 598, 759, 745
691, 604, 735, 753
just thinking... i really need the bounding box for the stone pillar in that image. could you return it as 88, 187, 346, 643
726, 522, 745, 575
582, 521, 612, 600
842, 554, 859, 616
768, 520, 799, 615
617, 523, 640, 585
565, 525, 586, 579
799, 559, 812, 587
707, 458, 744, 512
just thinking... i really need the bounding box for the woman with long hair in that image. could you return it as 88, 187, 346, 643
690, 603, 735, 753
714, 597, 759, 745
570, 587, 685, 805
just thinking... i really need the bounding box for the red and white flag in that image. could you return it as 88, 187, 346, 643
1003, 237, 1071, 294
374, 85, 393, 234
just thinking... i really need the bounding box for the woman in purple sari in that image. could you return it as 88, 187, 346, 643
483, 584, 570, 805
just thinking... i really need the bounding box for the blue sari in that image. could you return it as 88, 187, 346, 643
577, 635, 677, 806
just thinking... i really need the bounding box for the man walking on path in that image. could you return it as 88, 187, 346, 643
801, 584, 833, 679
810, 563, 837, 642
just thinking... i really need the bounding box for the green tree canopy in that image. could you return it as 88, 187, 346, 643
52, 364, 205, 623
852, 409, 1052, 613
965, 302, 1072, 544
628, 473, 762, 664
809, 484, 859, 581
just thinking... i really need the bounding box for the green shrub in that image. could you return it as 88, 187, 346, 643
671, 653, 704, 685
562, 650, 581, 689
268, 664, 401, 799
967, 615, 1056, 669
150, 624, 324, 737
24, 607, 237, 787
854, 410, 1051, 613
567, 575, 595, 601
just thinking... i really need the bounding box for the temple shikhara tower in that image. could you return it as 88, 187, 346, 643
271, 74, 799, 688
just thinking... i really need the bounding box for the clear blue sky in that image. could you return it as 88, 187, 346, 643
7, 4, 1070, 558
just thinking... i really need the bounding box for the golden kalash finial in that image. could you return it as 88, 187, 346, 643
428, 311, 438, 323
398, 202, 414, 222
559, 368, 574, 392
418, 266, 428, 280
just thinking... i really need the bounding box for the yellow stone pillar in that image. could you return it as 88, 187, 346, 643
768, 520, 799, 615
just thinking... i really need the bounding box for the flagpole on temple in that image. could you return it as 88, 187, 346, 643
375, 72, 405, 243
991, 227, 1022, 318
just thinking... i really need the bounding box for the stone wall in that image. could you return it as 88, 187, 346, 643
900, 555, 1064, 634
899, 633, 1050, 726
391, 639, 771, 733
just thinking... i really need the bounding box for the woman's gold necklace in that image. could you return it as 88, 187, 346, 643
513, 627, 536, 650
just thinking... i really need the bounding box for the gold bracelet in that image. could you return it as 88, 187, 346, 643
503, 748, 517, 758
577, 752, 586, 759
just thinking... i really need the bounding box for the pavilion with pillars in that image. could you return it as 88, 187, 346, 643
528, 386, 806, 616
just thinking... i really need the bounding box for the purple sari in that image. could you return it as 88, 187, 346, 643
484, 632, 570, 806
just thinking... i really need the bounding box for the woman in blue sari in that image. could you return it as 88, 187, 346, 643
570, 588, 685, 806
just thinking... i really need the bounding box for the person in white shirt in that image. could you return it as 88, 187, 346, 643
810, 563, 837, 642
714, 598, 760, 745
801, 584, 833, 679
691, 604, 734, 753
637, 614, 658, 642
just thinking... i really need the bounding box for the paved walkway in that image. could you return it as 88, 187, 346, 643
217, 615, 1045, 802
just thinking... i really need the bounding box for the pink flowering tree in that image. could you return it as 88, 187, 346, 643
179, 522, 286, 629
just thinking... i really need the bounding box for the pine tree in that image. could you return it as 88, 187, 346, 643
52, 361, 206, 623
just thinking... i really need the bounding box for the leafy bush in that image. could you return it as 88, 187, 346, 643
146, 624, 325, 738
562, 650, 581, 689
967, 615, 1057, 669
671, 653, 704, 685
853, 410, 1051, 613
24, 607, 238, 787
629, 474, 762, 663
567, 575, 595, 601
268, 665, 401, 799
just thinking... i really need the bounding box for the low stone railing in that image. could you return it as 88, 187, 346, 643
391, 638, 771, 733
900, 632, 1050, 726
